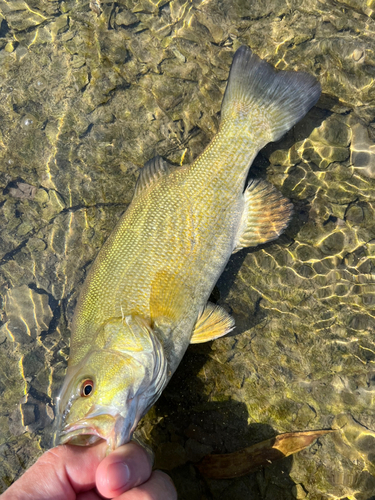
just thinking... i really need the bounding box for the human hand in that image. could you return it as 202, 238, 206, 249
1, 441, 177, 500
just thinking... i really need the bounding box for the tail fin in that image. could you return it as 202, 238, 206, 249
221, 46, 321, 142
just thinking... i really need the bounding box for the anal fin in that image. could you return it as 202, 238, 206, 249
233, 179, 293, 253
191, 303, 235, 344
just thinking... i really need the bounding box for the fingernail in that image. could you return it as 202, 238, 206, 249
106, 461, 130, 491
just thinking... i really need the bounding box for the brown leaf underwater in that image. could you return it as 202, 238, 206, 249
197, 429, 335, 479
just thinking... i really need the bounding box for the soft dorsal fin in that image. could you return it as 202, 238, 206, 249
233, 179, 293, 253
191, 303, 235, 344
134, 156, 170, 198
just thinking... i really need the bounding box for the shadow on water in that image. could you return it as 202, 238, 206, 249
148, 342, 297, 500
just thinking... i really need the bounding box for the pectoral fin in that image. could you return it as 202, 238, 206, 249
150, 274, 234, 344
150, 270, 193, 350
191, 303, 235, 344
233, 179, 293, 253
150, 270, 187, 325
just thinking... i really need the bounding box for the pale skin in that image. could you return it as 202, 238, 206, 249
1, 441, 177, 500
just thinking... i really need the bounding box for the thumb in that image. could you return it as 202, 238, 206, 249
95, 441, 153, 498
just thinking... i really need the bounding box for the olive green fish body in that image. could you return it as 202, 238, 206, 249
56, 46, 321, 449
71, 111, 273, 369
72, 164, 242, 369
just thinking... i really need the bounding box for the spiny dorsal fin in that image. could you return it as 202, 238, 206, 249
191, 303, 235, 344
233, 179, 293, 253
134, 155, 170, 198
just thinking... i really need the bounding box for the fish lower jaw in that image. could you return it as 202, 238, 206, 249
60, 428, 104, 447
60, 422, 112, 447
60, 413, 119, 448
58, 412, 135, 450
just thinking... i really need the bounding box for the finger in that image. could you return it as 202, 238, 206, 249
115, 470, 177, 500
96, 442, 153, 498
1, 441, 109, 500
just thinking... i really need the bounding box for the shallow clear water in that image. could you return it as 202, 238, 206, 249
1, 0, 375, 498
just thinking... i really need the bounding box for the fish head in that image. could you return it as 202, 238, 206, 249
54, 315, 168, 450
54, 349, 140, 449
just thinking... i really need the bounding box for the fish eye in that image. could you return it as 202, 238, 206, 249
81, 379, 94, 397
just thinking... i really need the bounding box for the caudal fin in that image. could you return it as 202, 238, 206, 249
221, 46, 321, 142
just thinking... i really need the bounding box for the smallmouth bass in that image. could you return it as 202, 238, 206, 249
55, 46, 321, 449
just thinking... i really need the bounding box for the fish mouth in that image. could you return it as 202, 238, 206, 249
59, 412, 124, 449
60, 427, 105, 446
